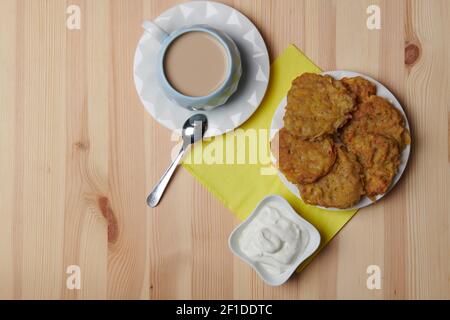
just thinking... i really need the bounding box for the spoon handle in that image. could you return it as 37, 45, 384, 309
147, 145, 186, 208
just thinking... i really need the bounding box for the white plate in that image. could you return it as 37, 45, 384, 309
270, 71, 412, 211
228, 195, 321, 286
134, 1, 270, 138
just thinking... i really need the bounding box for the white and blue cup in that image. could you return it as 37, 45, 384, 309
142, 21, 242, 111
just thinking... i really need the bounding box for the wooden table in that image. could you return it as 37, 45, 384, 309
0, 0, 449, 300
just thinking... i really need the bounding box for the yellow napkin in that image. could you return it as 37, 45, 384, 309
182, 45, 358, 271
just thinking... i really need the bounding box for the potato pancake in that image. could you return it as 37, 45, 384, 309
341, 76, 377, 103
343, 133, 400, 198
272, 128, 336, 184
299, 147, 364, 209
341, 95, 410, 150
284, 73, 355, 140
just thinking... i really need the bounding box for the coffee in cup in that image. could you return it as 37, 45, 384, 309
142, 22, 242, 110
163, 31, 229, 97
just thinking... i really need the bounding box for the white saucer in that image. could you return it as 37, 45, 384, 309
134, 1, 270, 138
270, 71, 411, 211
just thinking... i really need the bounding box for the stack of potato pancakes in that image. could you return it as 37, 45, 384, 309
271, 73, 410, 209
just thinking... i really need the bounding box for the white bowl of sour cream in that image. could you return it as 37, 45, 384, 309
228, 195, 321, 286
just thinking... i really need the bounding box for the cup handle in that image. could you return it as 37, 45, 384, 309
142, 20, 168, 44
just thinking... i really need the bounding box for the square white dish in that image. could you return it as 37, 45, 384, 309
228, 195, 321, 286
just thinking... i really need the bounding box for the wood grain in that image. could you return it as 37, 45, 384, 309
0, 0, 449, 299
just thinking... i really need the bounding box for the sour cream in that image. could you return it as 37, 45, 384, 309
238, 202, 308, 275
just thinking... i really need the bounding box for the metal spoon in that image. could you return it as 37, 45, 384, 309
147, 114, 208, 208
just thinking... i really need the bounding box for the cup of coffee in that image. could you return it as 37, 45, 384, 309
142, 21, 242, 111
